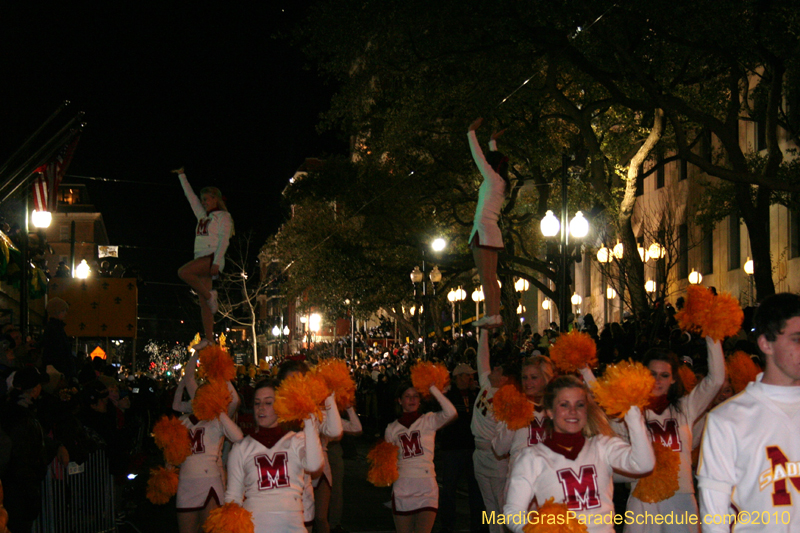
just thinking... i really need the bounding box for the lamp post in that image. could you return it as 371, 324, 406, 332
688, 269, 703, 285
743, 258, 754, 305
540, 155, 588, 332
410, 239, 446, 357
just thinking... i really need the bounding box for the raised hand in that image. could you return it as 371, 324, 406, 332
469, 117, 484, 131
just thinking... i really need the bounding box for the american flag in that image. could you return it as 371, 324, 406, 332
32, 135, 80, 212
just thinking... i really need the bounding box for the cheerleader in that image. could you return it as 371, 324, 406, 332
471, 329, 511, 533
177, 403, 244, 533
492, 355, 555, 460
467, 117, 510, 329
173, 167, 234, 351
224, 379, 324, 533
504, 376, 655, 533
276, 361, 343, 533
623, 337, 724, 533
385, 381, 457, 533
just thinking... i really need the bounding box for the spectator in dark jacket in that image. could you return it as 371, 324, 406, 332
437, 363, 485, 533
1, 366, 68, 533
40, 298, 75, 380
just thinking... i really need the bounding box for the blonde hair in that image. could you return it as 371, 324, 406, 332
543, 375, 613, 438
200, 186, 235, 235
521, 355, 555, 384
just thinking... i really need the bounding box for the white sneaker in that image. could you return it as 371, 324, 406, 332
473, 314, 503, 329
207, 290, 219, 314
193, 338, 213, 352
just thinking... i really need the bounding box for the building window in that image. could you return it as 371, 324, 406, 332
58, 188, 82, 205
728, 214, 741, 271
59, 224, 70, 242
636, 163, 644, 197
583, 255, 592, 297
656, 149, 665, 189
679, 224, 689, 279
756, 119, 767, 152
791, 208, 800, 259
679, 158, 688, 181
702, 229, 714, 275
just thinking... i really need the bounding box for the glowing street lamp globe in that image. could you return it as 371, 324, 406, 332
606, 286, 617, 299
75, 259, 91, 279
571, 293, 582, 306
688, 269, 703, 285
431, 238, 447, 252
272, 326, 280, 336
569, 211, 589, 238
744, 258, 754, 275
596, 246, 612, 263
645, 279, 656, 293
31, 210, 52, 228
540, 210, 560, 237
542, 299, 551, 310
514, 278, 530, 292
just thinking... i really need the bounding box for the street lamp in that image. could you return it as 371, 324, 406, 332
688, 269, 703, 285
645, 279, 656, 293
596, 246, 613, 263
539, 154, 589, 332
514, 278, 530, 292
31, 210, 52, 228
75, 259, 91, 279
648, 243, 666, 260
431, 238, 447, 252
744, 257, 754, 305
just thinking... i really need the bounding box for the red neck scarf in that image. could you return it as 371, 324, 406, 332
544, 431, 586, 460
188, 415, 200, 425
647, 394, 670, 415
252, 426, 289, 449
398, 410, 422, 428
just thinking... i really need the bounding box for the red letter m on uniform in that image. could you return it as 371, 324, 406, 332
399, 431, 423, 458
557, 466, 600, 511
647, 419, 682, 451
189, 428, 205, 454
255, 452, 290, 490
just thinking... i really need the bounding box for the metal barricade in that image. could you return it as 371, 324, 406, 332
33, 450, 116, 533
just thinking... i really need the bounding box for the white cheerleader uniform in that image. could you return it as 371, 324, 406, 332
504, 407, 655, 533
225, 420, 323, 533
698, 374, 800, 533
623, 337, 724, 533
177, 414, 243, 510
492, 403, 548, 461
179, 172, 233, 271
303, 394, 343, 524
471, 330, 509, 533
468, 131, 505, 249
384, 386, 457, 514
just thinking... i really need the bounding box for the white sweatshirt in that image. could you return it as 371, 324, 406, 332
178, 172, 233, 270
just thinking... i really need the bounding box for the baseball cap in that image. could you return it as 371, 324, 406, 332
453, 363, 476, 376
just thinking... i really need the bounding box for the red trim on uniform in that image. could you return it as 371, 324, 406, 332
544, 431, 585, 460
397, 410, 422, 428
469, 235, 504, 251
391, 495, 438, 516
647, 394, 670, 415
176, 487, 221, 512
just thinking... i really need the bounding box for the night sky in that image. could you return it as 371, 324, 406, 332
0, 4, 344, 335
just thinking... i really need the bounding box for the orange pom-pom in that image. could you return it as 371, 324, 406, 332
274, 372, 329, 423
492, 384, 534, 430
410, 362, 450, 397
203, 501, 254, 533
676, 286, 743, 341
728, 351, 761, 393
366, 440, 399, 487
591, 360, 654, 417
549, 331, 598, 373
153, 415, 192, 465
705, 292, 744, 341
523, 497, 588, 533
678, 365, 697, 393
632, 442, 680, 503
199, 345, 236, 383
315, 359, 356, 410
192, 380, 232, 421
146, 466, 179, 505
